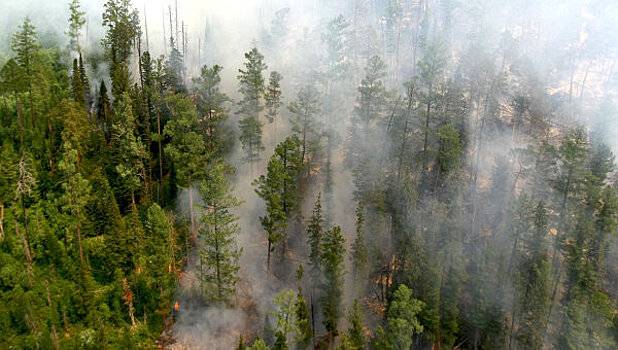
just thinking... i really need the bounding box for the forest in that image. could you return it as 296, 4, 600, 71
0, 0, 617, 349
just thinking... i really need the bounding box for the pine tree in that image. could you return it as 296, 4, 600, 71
78, 53, 90, 107
435, 123, 463, 186
11, 18, 41, 128
111, 92, 147, 206
322, 15, 351, 80
198, 162, 241, 304
0, 143, 18, 239
265, 71, 283, 125
288, 84, 321, 164
67, 0, 86, 53
355, 55, 387, 126
295, 290, 312, 348
248, 338, 270, 350
57, 144, 91, 268
306, 193, 324, 272
271, 289, 301, 349
102, 0, 140, 95
71, 58, 85, 104
102, 0, 140, 65
513, 200, 551, 350
163, 94, 207, 241
237, 47, 267, 162
239, 116, 265, 162
320, 225, 346, 343
342, 300, 366, 350
350, 204, 368, 291
193, 64, 230, 153
374, 284, 424, 350
96, 81, 112, 143
254, 136, 303, 269
165, 37, 185, 92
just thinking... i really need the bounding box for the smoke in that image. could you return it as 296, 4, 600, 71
3, 0, 618, 348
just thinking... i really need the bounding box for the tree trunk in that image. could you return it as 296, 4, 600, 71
157, 110, 163, 202
76, 222, 85, 267
267, 239, 272, 273
45, 281, 60, 350
0, 202, 4, 240
189, 188, 196, 244
17, 224, 33, 286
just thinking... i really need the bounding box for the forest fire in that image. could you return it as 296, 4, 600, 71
0, 0, 617, 349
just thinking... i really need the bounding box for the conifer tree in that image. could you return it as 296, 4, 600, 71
513, 200, 551, 350
0, 143, 18, 239
111, 92, 147, 206
102, 0, 140, 96
237, 48, 267, 162
193, 64, 230, 152
198, 162, 242, 304
78, 53, 90, 107
342, 300, 366, 350
271, 289, 301, 349
265, 71, 283, 125
295, 290, 312, 348
165, 37, 185, 92
71, 58, 85, 104
374, 284, 425, 350
306, 193, 324, 272
254, 136, 302, 269
96, 81, 112, 142
57, 144, 91, 267
322, 15, 351, 80
288, 84, 321, 164
350, 204, 368, 291
163, 94, 207, 241
11, 18, 41, 128
67, 0, 86, 53
320, 225, 346, 343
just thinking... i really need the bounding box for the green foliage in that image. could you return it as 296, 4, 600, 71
271, 289, 300, 348
306, 194, 324, 272
239, 116, 265, 162
343, 300, 366, 350
111, 92, 147, 205
265, 71, 283, 124
374, 284, 425, 350
513, 199, 551, 350
436, 123, 462, 177
295, 290, 312, 347
163, 94, 207, 187
102, 0, 139, 64
320, 225, 346, 337
248, 338, 270, 350
67, 0, 86, 52
288, 84, 321, 164
355, 55, 387, 125
350, 204, 368, 290
322, 15, 351, 80
193, 64, 231, 153
237, 47, 267, 161
198, 162, 241, 304
254, 136, 303, 267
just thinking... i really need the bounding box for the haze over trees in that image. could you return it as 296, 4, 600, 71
0, 0, 618, 349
